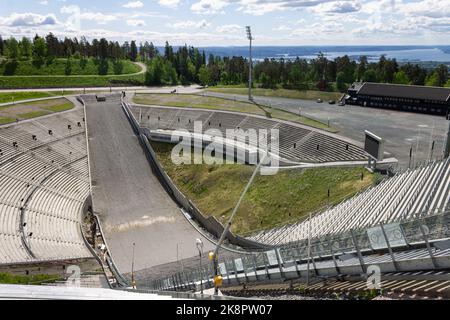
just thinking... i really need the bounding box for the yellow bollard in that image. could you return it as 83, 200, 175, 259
214, 275, 223, 287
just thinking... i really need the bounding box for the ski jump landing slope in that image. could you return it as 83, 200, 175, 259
84, 94, 213, 274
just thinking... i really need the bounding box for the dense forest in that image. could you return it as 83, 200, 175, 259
0, 33, 449, 91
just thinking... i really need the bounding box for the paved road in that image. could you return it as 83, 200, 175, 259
84, 94, 214, 274
204, 92, 450, 168
0, 84, 202, 94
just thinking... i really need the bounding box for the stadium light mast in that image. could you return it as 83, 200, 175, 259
131, 242, 136, 289
246, 26, 254, 101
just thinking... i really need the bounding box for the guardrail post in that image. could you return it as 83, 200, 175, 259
177, 273, 184, 291
251, 254, 259, 281
275, 248, 285, 280
327, 237, 341, 276
419, 223, 438, 268
292, 248, 301, 277
350, 229, 366, 273
232, 259, 240, 285
262, 253, 271, 280
380, 223, 399, 271
242, 259, 249, 283
207, 265, 214, 287
171, 275, 177, 291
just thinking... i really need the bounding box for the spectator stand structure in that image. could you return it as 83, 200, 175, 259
128, 105, 398, 169
0, 109, 94, 267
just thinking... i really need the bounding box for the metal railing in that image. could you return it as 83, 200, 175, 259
143, 210, 450, 292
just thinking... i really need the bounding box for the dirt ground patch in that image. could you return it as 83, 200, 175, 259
0, 98, 74, 124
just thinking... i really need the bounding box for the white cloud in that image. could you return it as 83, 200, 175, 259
309, 0, 362, 15
123, 1, 144, 9
126, 19, 147, 27
61, 6, 117, 25
0, 12, 59, 27
191, 0, 229, 14
79, 12, 117, 24
216, 24, 242, 33
38, 0, 49, 5
274, 25, 291, 31
399, 0, 450, 18
159, 0, 181, 9
169, 19, 211, 29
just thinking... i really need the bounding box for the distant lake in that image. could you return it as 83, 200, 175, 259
190, 46, 450, 63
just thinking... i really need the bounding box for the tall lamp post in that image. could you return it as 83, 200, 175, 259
131, 242, 136, 289
246, 26, 254, 101
196, 238, 204, 295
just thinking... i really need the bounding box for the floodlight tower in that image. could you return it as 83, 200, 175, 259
246, 26, 254, 101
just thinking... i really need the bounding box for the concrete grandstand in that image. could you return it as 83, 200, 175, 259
0, 91, 449, 300
0, 109, 92, 265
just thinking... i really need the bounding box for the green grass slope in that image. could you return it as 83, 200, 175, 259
152, 142, 377, 235
0, 58, 140, 76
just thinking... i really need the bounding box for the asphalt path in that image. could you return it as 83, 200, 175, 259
204, 91, 449, 168
84, 94, 214, 274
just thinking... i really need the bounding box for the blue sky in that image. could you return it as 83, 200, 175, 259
0, 0, 449, 46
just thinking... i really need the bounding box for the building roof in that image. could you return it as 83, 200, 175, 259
357, 83, 450, 102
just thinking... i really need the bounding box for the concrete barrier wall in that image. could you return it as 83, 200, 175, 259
122, 102, 269, 250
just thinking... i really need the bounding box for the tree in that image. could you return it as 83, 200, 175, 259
435, 64, 448, 86
393, 70, 410, 84
356, 56, 367, 81
198, 65, 210, 86
33, 37, 47, 66
99, 38, 108, 60
65, 59, 72, 75
113, 60, 124, 74
98, 59, 109, 75
289, 64, 303, 85
130, 41, 138, 62
145, 57, 164, 85
363, 69, 377, 83
336, 72, 347, 92
425, 72, 441, 87
164, 41, 173, 62
5, 37, 19, 60
19, 37, 32, 60
45, 33, 59, 58
335, 55, 355, 83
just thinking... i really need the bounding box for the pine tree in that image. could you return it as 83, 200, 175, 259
130, 41, 138, 62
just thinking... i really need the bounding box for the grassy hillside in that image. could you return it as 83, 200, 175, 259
152, 142, 377, 235
0, 58, 140, 76
0, 272, 60, 285
207, 86, 343, 101
0, 74, 144, 89
134, 93, 337, 132
0, 91, 56, 104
